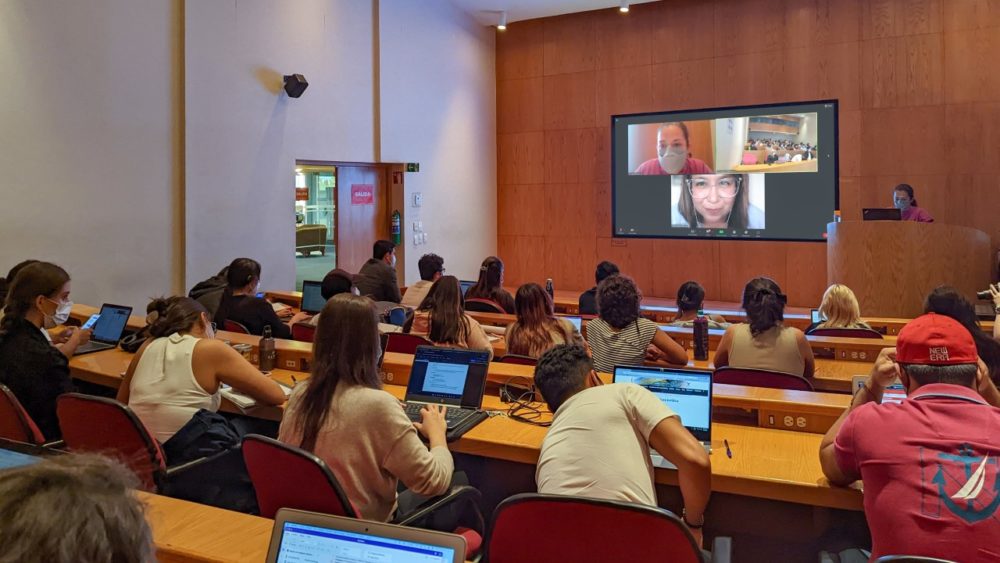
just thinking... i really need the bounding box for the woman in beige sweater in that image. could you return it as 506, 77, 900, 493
279, 293, 452, 522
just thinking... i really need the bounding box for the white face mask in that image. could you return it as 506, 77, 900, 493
390, 254, 397, 268
44, 297, 73, 327
658, 146, 687, 174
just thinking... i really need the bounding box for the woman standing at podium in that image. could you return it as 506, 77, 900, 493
893, 183, 933, 222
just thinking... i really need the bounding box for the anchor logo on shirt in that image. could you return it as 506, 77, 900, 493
932, 444, 1000, 523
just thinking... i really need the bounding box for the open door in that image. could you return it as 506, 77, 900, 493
335, 165, 389, 274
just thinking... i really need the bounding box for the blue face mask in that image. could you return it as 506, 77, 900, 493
894, 198, 910, 211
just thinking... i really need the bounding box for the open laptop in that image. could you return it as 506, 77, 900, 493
74, 303, 133, 355
862, 208, 901, 221
403, 346, 490, 441
810, 309, 822, 324
560, 315, 583, 332
613, 365, 713, 469
266, 508, 465, 563
459, 280, 475, 297
300, 280, 326, 314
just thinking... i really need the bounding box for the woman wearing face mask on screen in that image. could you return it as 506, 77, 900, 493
633, 122, 713, 175
673, 173, 765, 230
892, 183, 933, 222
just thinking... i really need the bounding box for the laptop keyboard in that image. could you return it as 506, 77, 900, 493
403, 403, 474, 430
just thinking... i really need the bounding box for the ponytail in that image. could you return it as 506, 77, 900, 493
146, 296, 208, 338
741, 277, 786, 336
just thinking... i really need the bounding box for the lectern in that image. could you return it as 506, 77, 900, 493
827, 221, 991, 318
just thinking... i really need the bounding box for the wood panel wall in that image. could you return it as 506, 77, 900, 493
496, 0, 1000, 307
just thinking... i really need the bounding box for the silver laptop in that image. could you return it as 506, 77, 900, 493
266, 508, 466, 563
613, 365, 713, 469
300, 280, 326, 314
560, 315, 583, 332
74, 303, 133, 355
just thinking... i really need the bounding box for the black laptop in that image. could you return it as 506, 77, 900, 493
300, 280, 326, 314
862, 208, 901, 221
403, 346, 490, 441
459, 280, 475, 297
74, 303, 133, 355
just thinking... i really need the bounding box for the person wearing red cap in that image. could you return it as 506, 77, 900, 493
819, 313, 1000, 561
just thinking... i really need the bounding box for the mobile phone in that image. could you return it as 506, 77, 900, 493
810, 309, 821, 323
256, 292, 265, 298
82, 314, 100, 330
852, 375, 906, 404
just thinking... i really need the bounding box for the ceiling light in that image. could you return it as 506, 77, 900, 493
619, 1, 629, 13
497, 11, 507, 30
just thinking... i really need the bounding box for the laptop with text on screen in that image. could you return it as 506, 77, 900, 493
404, 346, 490, 442
613, 365, 713, 469
73, 303, 133, 355
266, 508, 465, 563
300, 280, 326, 314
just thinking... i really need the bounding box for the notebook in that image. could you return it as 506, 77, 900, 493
300, 280, 326, 314
613, 365, 713, 469
266, 508, 466, 563
74, 303, 134, 355
403, 346, 490, 442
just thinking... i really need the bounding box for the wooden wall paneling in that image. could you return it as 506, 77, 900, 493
896, 34, 944, 107
497, 77, 544, 134
544, 183, 597, 241
543, 236, 598, 291
862, 0, 942, 39
943, 29, 1000, 105
651, 239, 721, 300
859, 108, 906, 176
943, 0, 1000, 32
860, 37, 898, 108
783, 42, 861, 111
544, 128, 603, 185
783, 0, 861, 48
595, 237, 655, 296
594, 65, 652, 127
542, 11, 596, 76
784, 243, 829, 306
933, 175, 975, 226
969, 175, 1000, 258
498, 235, 546, 287
713, 52, 785, 108
594, 182, 613, 237
647, 0, 717, 63
716, 241, 788, 303
498, 184, 546, 237
838, 110, 862, 178
496, 19, 544, 80
712, 0, 787, 57
896, 106, 947, 175
593, 3, 652, 70
541, 71, 597, 130
838, 176, 862, 221
649, 59, 716, 112
497, 132, 544, 185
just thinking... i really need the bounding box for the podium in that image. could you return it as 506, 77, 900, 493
827, 221, 991, 318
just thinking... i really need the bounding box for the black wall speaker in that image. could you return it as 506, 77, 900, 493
283, 74, 308, 98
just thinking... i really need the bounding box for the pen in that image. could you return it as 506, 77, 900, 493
290, 375, 298, 386
724, 439, 733, 459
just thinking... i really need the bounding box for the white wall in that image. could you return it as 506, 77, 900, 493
0, 0, 177, 311
184, 0, 376, 291
379, 0, 497, 284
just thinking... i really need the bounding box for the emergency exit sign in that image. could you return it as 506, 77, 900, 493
406, 162, 420, 172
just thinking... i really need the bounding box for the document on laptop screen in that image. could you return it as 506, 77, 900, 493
422, 363, 469, 396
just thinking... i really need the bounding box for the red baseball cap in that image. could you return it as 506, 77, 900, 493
896, 313, 978, 365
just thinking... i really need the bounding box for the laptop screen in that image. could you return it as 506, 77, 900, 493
459, 280, 475, 297
300, 281, 326, 314
407, 346, 490, 408
810, 309, 821, 324
561, 315, 583, 332
274, 522, 456, 563
613, 366, 712, 441
93, 304, 133, 343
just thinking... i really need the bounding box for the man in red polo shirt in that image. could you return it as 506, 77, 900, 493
820, 313, 1000, 561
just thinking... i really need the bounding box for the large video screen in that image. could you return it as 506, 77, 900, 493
612, 100, 838, 242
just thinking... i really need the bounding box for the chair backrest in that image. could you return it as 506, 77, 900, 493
386, 307, 408, 327
486, 493, 703, 563
56, 393, 167, 491
742, 153, 758, 165
806, 327, 884, 339
242, 434, 358, 520
385, 333, 434, 355
464, 298, 505, 314
875, 557, 958, 563
224, 320, 250, 334
291, 322, 316, 343
713, 367, 814, 391
497, 354, 537, 366
0, 384, 46, 445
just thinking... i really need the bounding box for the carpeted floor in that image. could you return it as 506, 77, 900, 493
295, 245, 336, 291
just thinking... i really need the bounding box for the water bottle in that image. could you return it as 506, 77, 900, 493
545, 278, 554, 300
259, 325, 276, 373
693, 313, 709, 361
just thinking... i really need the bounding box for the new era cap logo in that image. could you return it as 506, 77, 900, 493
929, 347, 950, 362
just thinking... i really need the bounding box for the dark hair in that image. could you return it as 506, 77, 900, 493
294, 294, 382, 452
0, 259, 39, 304
894, 183, 918, 207
320, 269, 354, 301
373, 240, 395, 260
924, 286, 1000, 383
596, 274, 640, 329
659, 122, 691, 149
405, 276, 470, 345
678, 174, 751, 230
594, 261, 620, 285
146, 296, 208, 338
467, 256, 505, 302
0, 262, 70, 336
900, 363, 978, 387
0, 453, 154, 563
534, 344, 592, 412
507, 283, 560, 358
677, 281, 705, 314
741, 277, 786, 336
418, 254, 445, 282
215, 258, 262, 326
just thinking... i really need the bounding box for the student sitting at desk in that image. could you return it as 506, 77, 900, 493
578, 260, 619, 316
280, 294, 454, 522
586, 274, 687, 373
404, 276, 493, 360
355, 240, 402, 303
805, 284, 872, 333
534, 345, 711, 547
505, 283, 583, 358
924, 286, 1000, 386
715, 277, 815, 378
665, 281, 729, 329
0, 258, 92, 357
401, 253, 444, 309
214, 258, 308, 337
465, 256, 515, 314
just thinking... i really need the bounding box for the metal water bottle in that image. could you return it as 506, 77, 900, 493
545, 278, 554, 300
693, 312, 709, 361
259, 325, 276, 372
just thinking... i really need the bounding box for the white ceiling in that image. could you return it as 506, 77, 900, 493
451, 0, 660, 26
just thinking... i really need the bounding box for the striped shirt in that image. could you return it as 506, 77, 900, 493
587, 317, 659, 374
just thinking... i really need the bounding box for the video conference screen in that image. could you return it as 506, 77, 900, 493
612, 100, 838, 242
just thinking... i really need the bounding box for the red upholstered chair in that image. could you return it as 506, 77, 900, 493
0, 384, 47, 446
497, 354, 537, 366
485, 493, 731, 563
806, 327, 884, 339
875, 557, 958, 563
223, 320, 250, 334
385, 333, 434, 355
713, 367, 814, 391
242, 434, 483, 558
291, 322, 316, 343
464, 298, 505, 314
56, 393, 221, 492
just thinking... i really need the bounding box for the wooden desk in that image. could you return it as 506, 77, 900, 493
142, 491, 271, 562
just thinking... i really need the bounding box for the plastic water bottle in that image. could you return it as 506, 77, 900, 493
545, 278, 554, 300
259, 325, 276, 373
693, 312, 709, 361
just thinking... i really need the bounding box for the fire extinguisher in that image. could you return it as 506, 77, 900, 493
391, 210, 401, 245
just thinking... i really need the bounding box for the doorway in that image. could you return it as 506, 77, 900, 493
294, 163, 336, 291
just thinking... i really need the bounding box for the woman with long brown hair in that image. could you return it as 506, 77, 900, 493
673, 173, 764, 230
280, 294, 453, 522
506, 283, 583, 358
404, 275, 493, 360
465, 256, 515, 313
